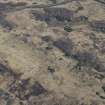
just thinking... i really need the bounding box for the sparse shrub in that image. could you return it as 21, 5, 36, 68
64, 25, 73, 32
0, 89, 13, 105
42, 36, 52, 42
44, 7, 74, 22
72, 51, 97, 67
49, 0, 57, 4
53, 38, 73, 56
0, 16, 16, 30
31, 81, 47, 96
9, 79, 47, 100
47, 66, 55, 73
72, 51, 105, 72
31, 11, 50, 22
90, 20, 105, 33
94, 60, 105, 72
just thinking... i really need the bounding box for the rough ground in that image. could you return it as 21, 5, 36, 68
0, 0, 105, 105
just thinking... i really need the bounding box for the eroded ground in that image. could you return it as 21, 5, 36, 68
0, 0, 105, 105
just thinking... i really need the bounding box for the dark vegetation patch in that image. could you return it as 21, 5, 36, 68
72, 51, 97, 67
79, 16, 88, 22
31, 10, 50, 22
41, 36, 52, 42
53, 38, 73, 56
0, 16, 16, 30
18, 33, 35, 44
44, 7, 74, 22
92, 39, 105, 54
0, 63, 9, 75
76, 6, 84, 12
64, 25, 73, 32
0, 2, 27, 12
72, 51, 105, 72
94, 60, 105, 72
90, 20, 105, 33
49, 0, 57, 4
45, 45, 53, 50
89, 33, 105, 53
96, 91, 105, 99
32, 9, 89, 27
9, 79, 47, 101
73, 15, 88, 25
94, 73, 105, 80
6, 2, 27, 7
102, 84, 105, 92
9, 78, 31, 100
47, 66, 55, 73
0, 89, 13, 105
98, 41, 105, 53
95, 0, 105, 4
31, 81, 47, 96
41, 36, 53, 50
0, 63, 19, 77
0, 2, 14, 11
31, 7, 74, 24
